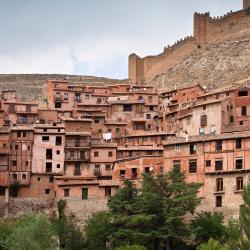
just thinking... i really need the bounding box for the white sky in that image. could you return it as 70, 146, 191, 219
0, 0, 242, 79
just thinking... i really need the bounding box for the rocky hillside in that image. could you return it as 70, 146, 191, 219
0, 74, 127, 101
151, 37, 250, 91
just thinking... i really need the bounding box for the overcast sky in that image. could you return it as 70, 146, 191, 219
0, 0, 242, 79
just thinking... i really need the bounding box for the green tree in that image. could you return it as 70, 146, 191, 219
108, 166, 202, 250
197, 238, 228, 250
5, 214, 56, 250
84, 211, 114, 250
191, 212, 225, 245
224, 219, 240, 250
239, 183, 250, 249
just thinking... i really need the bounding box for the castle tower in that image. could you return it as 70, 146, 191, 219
193, 12, 210, 45
243, 0, 250, 9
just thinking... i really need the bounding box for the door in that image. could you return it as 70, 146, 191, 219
82, 188, 88, 200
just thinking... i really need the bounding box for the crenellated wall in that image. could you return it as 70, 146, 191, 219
129, 1, 250, 85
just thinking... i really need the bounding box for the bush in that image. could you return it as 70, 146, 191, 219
115, 245, 147, 250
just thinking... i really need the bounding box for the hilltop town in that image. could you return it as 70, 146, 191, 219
0, 0, 250, 225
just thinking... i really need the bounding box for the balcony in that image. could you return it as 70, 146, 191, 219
65, 142, 90, 148
65, 155, 89, 162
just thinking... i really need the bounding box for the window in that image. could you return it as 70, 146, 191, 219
238, 90, 248, 96
190, 144, 197, 154
123, 104, 132, 112
17, 131, 21, 138
200, 115, 207, 126
105, 187, 112, 197
13, 173, 17, 180
46, 162, 52, 173
64, 189, 69, 197
94, 119, 99, 124
236, 177, 244, 191
64, 93, 68, 100
230, 116, 234, 123
105, 164, 111, 171
28, 146, 31, 151
241, 106, 247, 116
94, 151, 99, 157
43, 128, 47, 132
236, 159, 243, 170
199, 127, 205, 135
96, 98, 102, 104
148, 96, 153, 102
149, 106, 154, 111
116, 127, 120, 133
26, 161, 28, 166
56, 164, 60, 168
120, 170, 125, 178
56, 150, 60, 155
146, 114, 151, 119
215, 160, 223, 171
49, 176, 54, 182
189, 160, 197, 173
45, 189, 50, 194
216, 178, 223, 192
15, 145, 18, 150
75, 93, 81, 102
108, 151, 113, 157
22, 174, 26, 179
203, 105, 206, 110
173, 160, 181, 168
55, 102, 61, 108
46, 149, 53, 159
240, 121, 244, 125
12, 160, 17, 166
56, 136, 62, 146
236, 138, 242, 149
216, 140, 222, 151
37, 177, 40, 181
42, 136, 49, 142
206, 160, 211, 167
216, 196, 222, 207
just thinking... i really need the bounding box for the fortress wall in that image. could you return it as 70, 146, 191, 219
129, 37, 198, 84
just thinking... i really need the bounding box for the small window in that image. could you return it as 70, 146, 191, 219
236, 177, 244, 191
46, 162, 52, 173
241, 106, 247, 116
203, 105, 206, 110
173, 160, 181, 168
189, 160, 197, 173
206, 160, 211, 167
146, 114, 151, 119
13, 173, 17, 180
190, 144, 197, 154
64, 189, 69, 197
200, 115, 207, 126
215, 160, 223, 171
37, 177, 40, 181
120, 170, 125, 178
216, 196, 222, 207
43, 129, 47, 132
94, 151, 99, 157
116, 127, 120, 133
108, 151, 113, 157
105, 164, 111, 171
22, 174, 26, 179
230, 116, 234, 123
238, 90, 248, 97
56, 136, 62, 146
26, 161, 28, 166
216, 178, 223, 192
46, 149, 53, 159
175, 145, 181, 152
199, 127, 205, 135
105, 186, 112, 197
42, 136, 49, 142
240, 121, 244, 125
236, 159, 243, 170
45, 189, 50, 194
236, 138, 242, 149
216, 140, 222, 151
56, 164, 60, 169
64, 93, 68, 100
149, 106, 154, 111
12, 160, 17, 166
17, 131, 21, 138
28, 146, 31, 151
15, 145, 18, 150
94, 119, 99, 124
49, 176, 54, 183
55, 102, 61, 108
56, 150, 60, 155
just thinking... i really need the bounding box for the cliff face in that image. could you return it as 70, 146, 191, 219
0, 74, 127, 101
151, 37, 250, 91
